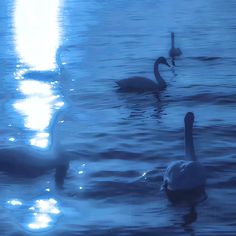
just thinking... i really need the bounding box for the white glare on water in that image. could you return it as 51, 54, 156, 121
13, 0, 63, 148
28, 198, 60, 230
14, 0, 60, 71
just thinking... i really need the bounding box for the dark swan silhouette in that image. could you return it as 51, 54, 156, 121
163, 112, 207, 203
0, 115, 69, 188
169, 32, 182, 66
116, 57, 170, 92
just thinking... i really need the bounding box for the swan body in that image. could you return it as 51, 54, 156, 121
0, 116, 70, 188
0, 146, 69, 188
116, 57, 170, 92
163, 112, 206, 198
116, 76, 159, 92
164, 160, 206, 191
169, 32, 182, 58
0, 147, 56, 174
169, 48, 182, 58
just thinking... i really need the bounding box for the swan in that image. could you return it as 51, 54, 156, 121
169, 32, 182, 66
22, 46, 68, 81
163, 112, 207, 203
116, 57, 170, 92
0, 115, 69, 188
169, 32, 182, 58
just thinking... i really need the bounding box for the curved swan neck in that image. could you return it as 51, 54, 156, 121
49, 112, 63, 156
171, 32, 175, 48
154, 61, 167, 89
154, 61, 162, 82
185, 121, 196, 161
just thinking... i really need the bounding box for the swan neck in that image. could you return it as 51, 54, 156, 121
154, 63, 161, 82
56, 46, 63, 73
185, 123, 196, 161
49, 113, 61, 156
171, 33, 175, 48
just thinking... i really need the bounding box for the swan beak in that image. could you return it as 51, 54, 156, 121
165, 61, 171, 68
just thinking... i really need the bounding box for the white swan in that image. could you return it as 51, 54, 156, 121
169, 32, 182, 59
163, 112, 206, 200
116, 57, 170, 92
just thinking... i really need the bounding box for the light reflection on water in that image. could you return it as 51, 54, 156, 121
13, 0, 64, 148
14, 0, 60, 71
6, 197, 61, 231
1, 0, 235, 234
27, 198, 60, 230
13, 79, 63, 148
7, 199, 23, 206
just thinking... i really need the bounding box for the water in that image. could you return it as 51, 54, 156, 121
0, 0, 236, 235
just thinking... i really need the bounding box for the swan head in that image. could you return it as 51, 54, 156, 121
156, 57, 170, 67
184, 112, 194, 126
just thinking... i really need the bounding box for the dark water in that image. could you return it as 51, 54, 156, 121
0, 0, 236, 235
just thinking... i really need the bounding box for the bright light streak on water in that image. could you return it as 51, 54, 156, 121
19, 80, 52, 96
13, 81, 64, 148
14, 96, 53, 130
27, 198, 60, 230
30, 132, 50, 148
13, 80, 59, 131
14, 0, 60, 71
28, 214, 52, 230
13, 0, 63, 148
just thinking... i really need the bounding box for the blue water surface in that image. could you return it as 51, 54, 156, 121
0, 0, 236, 235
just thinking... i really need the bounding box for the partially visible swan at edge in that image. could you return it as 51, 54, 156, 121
0, 114, 69, 188
116, 57, 170, 92
162, 112, 207, 203
169, 32, 182, 66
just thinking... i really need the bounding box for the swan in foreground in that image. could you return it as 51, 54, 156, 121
163, 112, 207, 203
116, 57, 170, 92
0, 146, 68, 188
0, 116, 69, 188
169, 32, 182, 66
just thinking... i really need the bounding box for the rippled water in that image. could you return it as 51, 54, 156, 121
0, 0, 236, 235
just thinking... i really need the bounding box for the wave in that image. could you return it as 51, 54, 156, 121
167, 92, 236, 105
188, 56, 223, 61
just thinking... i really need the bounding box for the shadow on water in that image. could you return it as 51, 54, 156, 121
188, 56, 222, 61
55, 224, 199, 236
